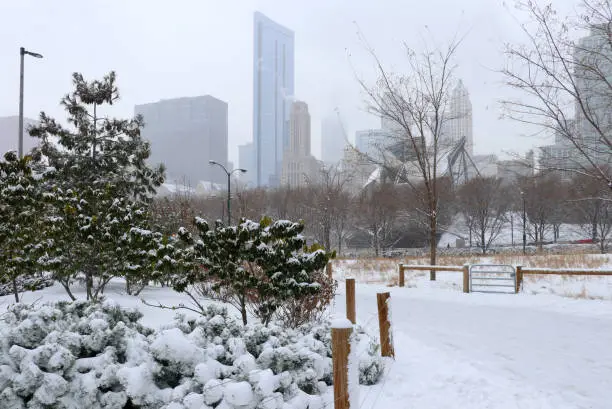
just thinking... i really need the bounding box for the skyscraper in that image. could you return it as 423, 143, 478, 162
135, 95, 228, 186
281, 101, 320, 187
253, 12, 295, 187
441, 80, 473, 155
573, 25, 612, 165
321, 114, 346, 166
238, 142, 255, 186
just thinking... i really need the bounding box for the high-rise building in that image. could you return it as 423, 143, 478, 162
0, 116, 39, 155
135, 95, 228, 186
238, 142, 256, 186
441, 80, 473, 155
573, 25, 612, 165
253, 12, 295, 187
355, 128, 392, 163
281, 101, 320, 187
321, 114, 345, 166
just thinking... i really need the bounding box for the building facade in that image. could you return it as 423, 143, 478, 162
281, 101, 320, 188
441, 80, 473, 155
253, 12, 295, 187
135, 95, 228, 186
355, 128, 393, 163
238, 142, 256, 186
321, 114, 346, 166
0, 116, 39, 155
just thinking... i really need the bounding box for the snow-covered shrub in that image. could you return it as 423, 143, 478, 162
0, 275, 54, 297
0, 301, 384, 409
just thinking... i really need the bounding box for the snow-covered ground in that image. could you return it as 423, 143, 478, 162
2, 267, 611, 408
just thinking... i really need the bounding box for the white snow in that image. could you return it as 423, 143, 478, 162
2, 260, 611, 408
331, 317, 353, 329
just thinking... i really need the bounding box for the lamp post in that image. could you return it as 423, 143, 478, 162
209, 160, 247, 225
18, 47, 43, 158
521, 191, 526, 254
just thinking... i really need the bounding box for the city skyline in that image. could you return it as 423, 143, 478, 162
0, 0, 574, 171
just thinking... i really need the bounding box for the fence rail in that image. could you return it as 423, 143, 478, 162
398, 263, 612, 294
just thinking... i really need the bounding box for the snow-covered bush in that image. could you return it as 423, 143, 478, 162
0, 301, 384, 409
0, 275, 54, 297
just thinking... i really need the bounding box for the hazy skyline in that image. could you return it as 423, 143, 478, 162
1, 0, 581, 167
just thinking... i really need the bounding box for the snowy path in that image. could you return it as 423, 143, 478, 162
336, 284, 612, 409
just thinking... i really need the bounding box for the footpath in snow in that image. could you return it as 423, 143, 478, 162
334, 282, 612, 409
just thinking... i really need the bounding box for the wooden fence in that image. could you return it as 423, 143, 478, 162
399, 263, 612, 294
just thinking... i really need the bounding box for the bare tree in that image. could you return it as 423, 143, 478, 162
519, 174, 562, 245
305, 164, 353, 252
355, 183, 401, 256
568, 170, 612, 252
359, 36, 462, 279
502, 0, 612, 188
457, 177, 510, 254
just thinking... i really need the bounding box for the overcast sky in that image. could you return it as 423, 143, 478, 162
0, 0, 580, 165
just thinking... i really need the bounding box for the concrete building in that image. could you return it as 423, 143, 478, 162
281, 101, 321, 188
135, 95, 228, 186
238, 142, 256, 186
0, 116, 39, 155
441, 80, 473, 155
253, 12, 295, 187
320, 114, 346, 166
497, 151, 535, 184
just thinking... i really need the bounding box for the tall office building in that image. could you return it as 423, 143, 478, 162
135, 95, 228, 186
441, 80, 473, 155
573, 25, 612, 165
321, 114, 346, 166
281, 101, 320, 187
253, 12, 295, 187
0, 116, 39, 155
355, 128, 392, 163
238, 142, 255, 185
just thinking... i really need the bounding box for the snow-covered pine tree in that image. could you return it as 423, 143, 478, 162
172, 217, 331, 325
0, 150, 50, 302
29, 72, 165, 300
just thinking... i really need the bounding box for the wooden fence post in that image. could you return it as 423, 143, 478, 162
376, 292, 395, 358
327, 262, 333, 280
332, 320, 353, 409
515, 265, 523, 294
399, 264, 405, 287
463, 264, 470, 294
346, 278, 356, 324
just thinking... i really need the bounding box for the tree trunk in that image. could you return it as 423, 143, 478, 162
429, 215, 437, 281
60, 280, 77, 301
481, 229, 487, 254
240, 297, 248, 325
12, 278, 19, 303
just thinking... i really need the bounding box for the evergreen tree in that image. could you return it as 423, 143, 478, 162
29, 72, 165, 300
0, 151, 50, 302
173, 217, 331, 325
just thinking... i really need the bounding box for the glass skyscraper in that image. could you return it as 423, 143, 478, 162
253, 12, 295, 187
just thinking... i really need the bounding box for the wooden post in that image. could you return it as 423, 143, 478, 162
376, 292, 395, 358
332, 322, 352, 409
399, 264, 405, 287
515, 265, 523, 294
346, 278, 356, 324
326, 262, 333, 280
463, 264, 470, 294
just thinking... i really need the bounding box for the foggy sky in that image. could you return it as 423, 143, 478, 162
0, 0, 579, 166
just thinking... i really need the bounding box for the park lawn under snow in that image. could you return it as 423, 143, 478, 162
2, 269, 611, 409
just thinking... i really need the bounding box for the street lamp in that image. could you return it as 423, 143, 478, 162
18, 47, 43, 158
521, 190, 526, 254
209, 160, 247, 225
